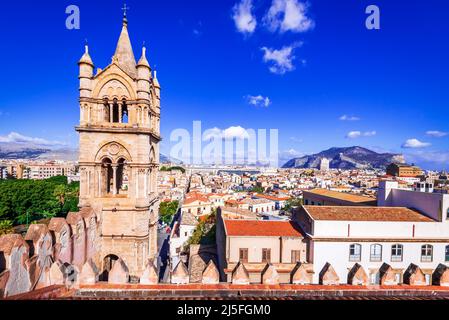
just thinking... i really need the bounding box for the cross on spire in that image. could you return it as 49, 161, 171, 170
121, 3, 130, 17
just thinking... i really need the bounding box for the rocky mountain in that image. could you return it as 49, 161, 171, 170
282, 146, 405, 170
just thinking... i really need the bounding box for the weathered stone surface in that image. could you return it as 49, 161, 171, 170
379, 263, 398, 285
171, 261, 189, 284
319, 262, 339, 285
108, 258, 129, 284
49, 261, 66, 285
347, 263, 369, 286
291, 262, 313, 285
262, 264, 279, 285
78, 259, 99, 285
202, 260, 219, 284
0, 270, 10, 298
66, 212, 86, 268
25, 224, 54, 290
48, 218, 72, 264
232, 262, 250, 285
140, 259, 158, 284
0, 234, 32, 297
80, 208, 97, 261
403, 263, 426, 286
432, 264, 449, 286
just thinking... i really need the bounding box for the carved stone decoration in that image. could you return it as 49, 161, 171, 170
140, 259, 158, 285
231, 262, 250, 285
261, 263, 280, 285
66, 212, 86, 268
347, 263, 369, 286
171, 261, 189, 284
432, 264, 449, 286
78, 259, 99, 285
319, 262, 340, 285
403, 263, 427, 286
48, 218, 72, 265
0, 234, 32, 297
49, 261, 66, 285
108, 258, 129, 284
202, 260, 219, 285
291, 262, 313, 285
379, 263, 398, 286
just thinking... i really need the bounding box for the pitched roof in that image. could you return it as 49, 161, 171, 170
303, 206, 434, 222
224, 220, 304, 237
303, 188, 376, 204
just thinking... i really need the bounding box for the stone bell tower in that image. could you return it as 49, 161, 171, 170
76, 12, 161, 279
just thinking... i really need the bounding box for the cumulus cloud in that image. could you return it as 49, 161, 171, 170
401, 138, 431, 149
339, 115, 360, 121
426, 130, 448, 138
346, 131, 376, 139
263, 0, 314, 33
232, 0, 257, 34
246, 95, 271, 107
0, 132, 67, 147
203, 126, 250, 141
261, 42, 302, 74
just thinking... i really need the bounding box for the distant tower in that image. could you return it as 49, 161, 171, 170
319, 158, 330, 171
76, 13, 161, 278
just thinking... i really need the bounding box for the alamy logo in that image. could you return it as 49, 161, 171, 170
365, 5, 380, 30
66, 5, 80, 30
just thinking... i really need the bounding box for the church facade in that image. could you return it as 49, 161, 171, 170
76, 14, 160, 279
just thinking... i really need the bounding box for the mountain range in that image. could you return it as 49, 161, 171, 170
282, 146, 405, 170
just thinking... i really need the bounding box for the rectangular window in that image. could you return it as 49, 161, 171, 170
349, 244, 361, 262
391, 244, 403, 262
421, 245, 433, 262
291, 250, 301, 263
370, 244, 382, 262
239, 248, 248, 263
262, 248, 271, 263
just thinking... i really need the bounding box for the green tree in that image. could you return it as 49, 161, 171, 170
159, 200, 179, 224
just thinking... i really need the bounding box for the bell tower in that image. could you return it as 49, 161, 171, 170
76, 13, 161, 279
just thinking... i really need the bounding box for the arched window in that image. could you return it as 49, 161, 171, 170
101, 158, 113, 195
121, 99, 128, 124
370, 244, 382, 262
349, 244, 361, 262
391, 244, 403, 262
421, 244, 433, 262
445, 245, 449, 262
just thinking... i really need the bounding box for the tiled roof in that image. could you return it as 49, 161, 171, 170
224, 219, 304, 237
303, 206, 434, 222
303, 188, 376, 203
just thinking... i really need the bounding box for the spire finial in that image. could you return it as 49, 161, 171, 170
122, 3, 130, 24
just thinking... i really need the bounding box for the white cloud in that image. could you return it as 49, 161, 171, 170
339, 115, 360, 121
261, 43, 301, 74
223, 126, 250, 139
402, 138, 431, 149
346, 131, 376, 139
232, 0, 257, 34
426, 130, 448, 138
246, 95, 271, 107
0, 132, 67, 147
203, 126, 250, 141
263, 0, 314, 33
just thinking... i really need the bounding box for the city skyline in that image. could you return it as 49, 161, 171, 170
0, 1, 448, 169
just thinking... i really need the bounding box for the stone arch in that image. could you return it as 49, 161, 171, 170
150, 146, 156, 164
95, 141, 132, 163
94, 74, 136, 101
100, 254, 119, 281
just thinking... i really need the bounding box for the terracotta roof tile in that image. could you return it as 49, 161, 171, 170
303, 188, 376, 203
303, 206, 434, 222
224, 220, 304, 237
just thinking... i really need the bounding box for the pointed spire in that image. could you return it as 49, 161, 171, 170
114, 11, 137, 78
137, 46, 150, 68
78, 45, 93, 66
153, 70, 161, 88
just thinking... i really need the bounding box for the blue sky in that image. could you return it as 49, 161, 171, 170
0, 0, 448, 169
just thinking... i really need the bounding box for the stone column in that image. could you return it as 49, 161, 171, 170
119, 104, 123, 123
110, 103, 113, 123
112, 165, 118, 195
